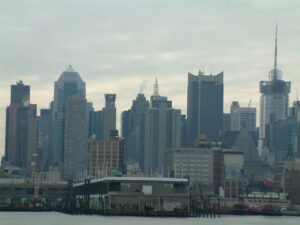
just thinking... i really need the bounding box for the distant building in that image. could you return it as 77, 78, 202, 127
282, 157, 300, 205
89, 131, 125, 176
121, 93, 149, 169
230, 101, 256, 132
230, 101, 240, 131
289, 101, 300, 119
88, 109, 102, 140
259, 26, 291, 156
73, 176, 189, 212
223, 150, 244, 198
233, 129, 263, 181
187, 71, 223, 145
88, 94, 117, 141
38, 108, 53, 171
164, 135, 224, 195
64, 95, 88, 179
5, 81, 37, 172
10, 80, 30, 105
240, 107, 256, 132
223, 113, 231, 134
52, 66, 86, 166
144, 79, 181, 173
180, 115, 188, 147
102, 94, 116, 141
270, 118, 298, 161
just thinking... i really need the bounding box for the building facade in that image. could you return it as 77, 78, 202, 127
259, 27, 291, 156
39, 108, 53, 171
89, 133, 125, 176
187, 71, 224, 145
164, 135, 224, 194
5, 81, 37, 172
73, 177, 189, 212
144, 82, 181, 174
88, 94, 117, 142
52, 66, 86, 166
121, 93, 149, 169
64, 95, 89, 179
230, 101, 256, 132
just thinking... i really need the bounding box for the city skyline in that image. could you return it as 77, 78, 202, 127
1, 0, 300, 158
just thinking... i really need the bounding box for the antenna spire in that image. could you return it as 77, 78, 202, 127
66, 65, 75, 72
270, 24, 281, 80
274, 24, 278, 71
153, 78, 159, 96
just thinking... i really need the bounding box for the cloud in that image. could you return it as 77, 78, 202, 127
0, 0, 300, 157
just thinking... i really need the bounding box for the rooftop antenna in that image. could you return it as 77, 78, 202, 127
66, 65, 75, 72
153, 78, 159, 96
271, 24, 279, 80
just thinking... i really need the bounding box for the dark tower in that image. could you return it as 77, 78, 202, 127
187, 71, 224, 145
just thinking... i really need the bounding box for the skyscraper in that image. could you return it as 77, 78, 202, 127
230, 101, 256, 132
10, 80, 30, 105
144, 79, 181, 173
102, 94, 116, 141
64, 95, 88, 178
187, 71, 224, 145
52, 66, 86, 166
121, 93, 149, 169
230, 101, 240, 131
259, 26, 291, 156
5, 81, 37, 171
38, 108, 53, 171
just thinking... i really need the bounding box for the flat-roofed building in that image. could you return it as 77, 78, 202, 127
164, 135, 224, 194
89, 132, 125, 176
73, 176, 189, 212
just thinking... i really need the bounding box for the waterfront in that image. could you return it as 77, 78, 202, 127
0, 212, 300, 225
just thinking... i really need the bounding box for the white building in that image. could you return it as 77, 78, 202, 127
259, 26, 291, 156
230, 101, 256, 132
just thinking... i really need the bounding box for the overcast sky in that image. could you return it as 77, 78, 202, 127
1, 0, 300, 158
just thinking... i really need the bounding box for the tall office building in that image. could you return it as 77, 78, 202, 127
88, 94, 116, 142
38, 108, 53, 171
102, 94, 116, 141
187, 71, 224, 145
10, 80, 30, 105
259, 26, 291, 156
144, 79, 181, 173
121, 93, 149, 169
223, 113, 231, 134
230, 101, 256, 132
52, 66, 86, 166
5, 81, 37, 171
230, 101, 240, 131
64, 95, 88, 178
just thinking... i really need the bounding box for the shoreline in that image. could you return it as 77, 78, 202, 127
1, 208, 300, 217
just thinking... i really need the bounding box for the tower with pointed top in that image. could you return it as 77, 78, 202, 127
259, 26, 291, 157
153, 78, 159, 96
143, 79, 181, 173
52, 66, 87, 175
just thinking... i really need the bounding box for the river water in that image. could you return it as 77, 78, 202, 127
0, 212, 299, 225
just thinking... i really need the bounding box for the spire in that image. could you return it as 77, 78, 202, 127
274, 24, 278, 71
270, 24, 281, 80
153, 78, 159, 96
66, 65, 75, 72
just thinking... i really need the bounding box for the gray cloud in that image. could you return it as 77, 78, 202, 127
1, 0, 300, 157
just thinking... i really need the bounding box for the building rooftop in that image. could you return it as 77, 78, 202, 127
74, 176, 188, 186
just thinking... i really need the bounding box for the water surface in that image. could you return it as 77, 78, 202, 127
0, 212, 299, 225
